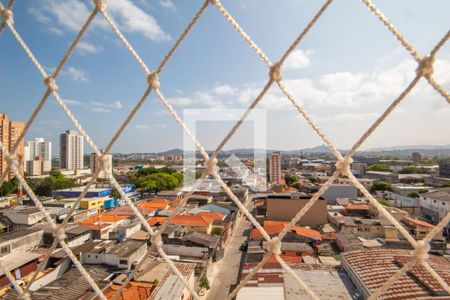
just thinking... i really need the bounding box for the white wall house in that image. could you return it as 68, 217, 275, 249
81, 240, 147, 269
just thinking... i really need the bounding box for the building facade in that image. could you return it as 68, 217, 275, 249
24, 138, 52, 175
89, 152, 112, 179
60, 130, 84, 171
0, 113, 25, 180
266, 193, 327, 226
269, 151, 281, 184
438, 161, 450, 178
411, 152, 422, 164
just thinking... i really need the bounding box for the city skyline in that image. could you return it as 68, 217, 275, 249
1, 0, 449, 154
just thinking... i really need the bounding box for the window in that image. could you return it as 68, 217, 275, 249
119, 259, 128, 265
87, 254, 91, 258
0, 245, 10, 255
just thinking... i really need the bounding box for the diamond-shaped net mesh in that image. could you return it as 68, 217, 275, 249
0, 0, 449, 299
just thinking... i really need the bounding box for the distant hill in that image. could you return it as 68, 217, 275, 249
114, 144, 450, 158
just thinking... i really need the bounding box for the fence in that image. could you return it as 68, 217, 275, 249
0, 0, 449, 299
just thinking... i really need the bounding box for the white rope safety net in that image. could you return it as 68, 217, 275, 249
0, 0, 449, 299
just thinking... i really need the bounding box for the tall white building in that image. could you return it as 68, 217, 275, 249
24, 138, 52, 175
25, 138, 52, 161
269, 151, 282, 184
60, 130, 84, 171
90, 152, 112, 179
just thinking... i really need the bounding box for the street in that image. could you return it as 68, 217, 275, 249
206, 206, 253, 300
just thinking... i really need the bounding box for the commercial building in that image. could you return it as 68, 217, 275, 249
266, 193, 327, 226
342, 249, 450, 299
419, 188, 450, 229
52, 184, 135, 199
24, 137, 52, 175
439, 161, 450, 178
0, 113, 24, 180
320, 184, 358, 204
89, 151, 112, 179
269, 151, 281, 184
59, 130, 84, 171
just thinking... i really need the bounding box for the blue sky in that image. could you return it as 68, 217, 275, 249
0, 0, 449, 154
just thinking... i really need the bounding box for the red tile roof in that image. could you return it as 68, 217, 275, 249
342, 249, 450, 299
171, 215, 213, 227
138, 199, 169, 210
195, 211, 225, 222
147, 216, 168, 226
403, 217, 435, 228
345, 204, 369, 210
251, 221, 322, 241
78, 214, 129, 226
104, 282, 154, 300
267, 255, 302, 263
106, 206, 154, 216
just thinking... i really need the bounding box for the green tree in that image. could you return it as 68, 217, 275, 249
0, 178, 18, 196
398, 166, 429, 174
142, 180, 159, 194
110, 189, 121, 199
407, 192, 420, 198
418, 188, 428, 194
30, 172, 76, 197
370, 181, 393, 193
367, 164, 391, 172
307, 176, 317, 183
284, 174, 297, 186
199, 276, 210, 290
377, 198, 390, 206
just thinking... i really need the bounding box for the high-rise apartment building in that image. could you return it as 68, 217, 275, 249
269, 151, 282, 184
24, 138, 52, 175
60, 130, 84, 171
412, 152, 422, 164
25, 138, 52, 161
90, 152, 112, 179
0, 113, 25, 180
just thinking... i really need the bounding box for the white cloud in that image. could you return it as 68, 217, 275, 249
64, 99, 84, 106
66, 66, 90, 82
107, 0, 171, 41
283, 49, 311, 70
90, 107, 111, 113
90, 101, 123, 112
30, 0, 170, 41
135, 123, 166, 130
77, 41, 103, 55
159, 0, 175, 11
62, 98, 123, 113
213, 84, 236, 96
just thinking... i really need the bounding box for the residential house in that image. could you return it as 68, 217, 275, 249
171, 215, 214, 234
133, 258, 196, 300
0, 251, 40, 290
80, 240, 147, 269
0, 229, 44, 257
342, 249, 450, 299
401, 217, 443, 241
1, 206, 46, 225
